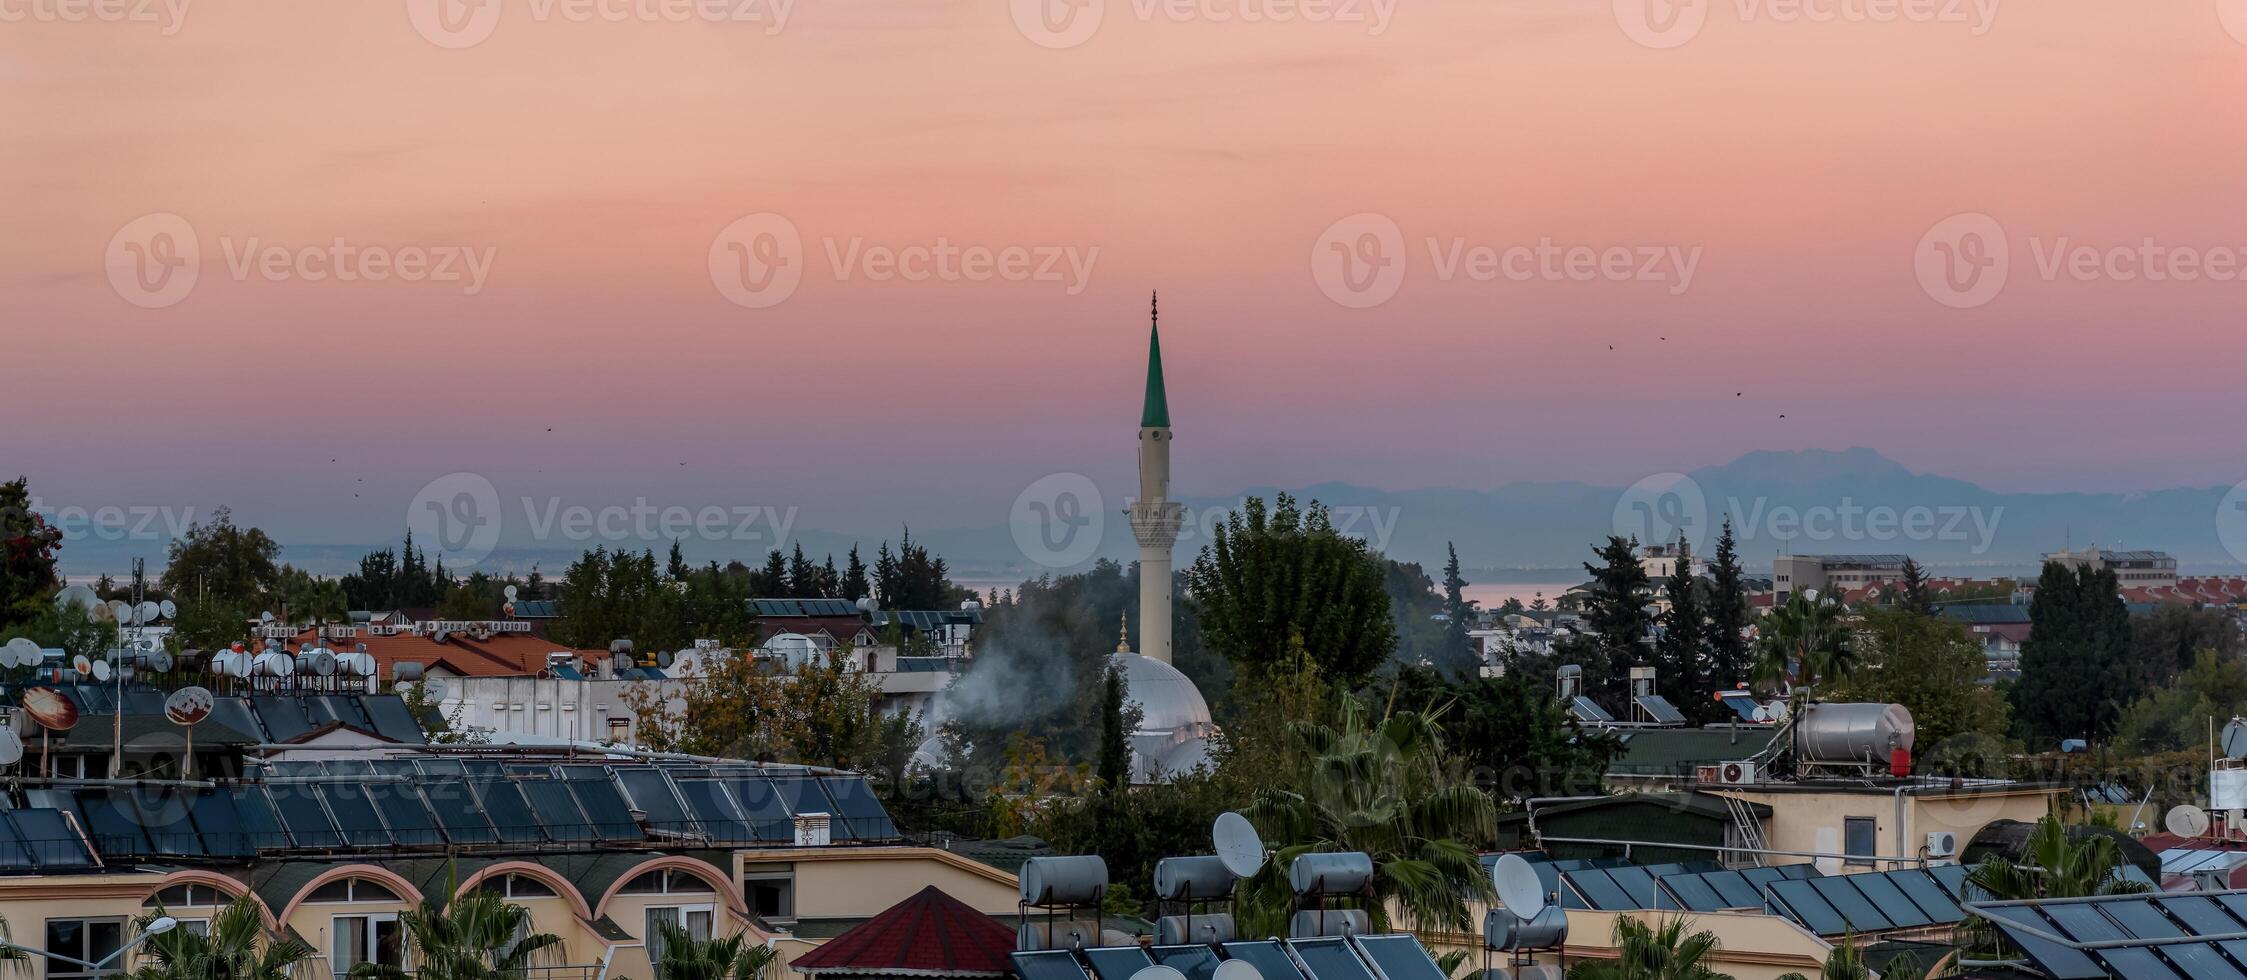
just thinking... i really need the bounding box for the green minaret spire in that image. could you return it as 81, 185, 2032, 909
1141, 290, 1170, 428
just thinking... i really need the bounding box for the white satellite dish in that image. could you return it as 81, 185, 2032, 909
136, 601, 159, 625
2167, 804, 2212, 839
1213, 962, 1262, 980
72, 655, 92, 677
1492, 853, 1547, 916
0, 729, 22, 767
1750, 706, 1770, 723
1127, 967, 1187, 980
2222, 721, 2247, 761
158, 599, 177, 620
1214, 811, 1267, 878
108, 600, 131, 623
504, 585, 519, 601
261, 611, 276, 624
91, 660, 111, 682
54, 585, 100, 613
1764, 700, 1790, 723
150, 650, 174, 672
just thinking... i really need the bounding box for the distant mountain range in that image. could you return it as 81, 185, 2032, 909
53, 449, 2247, 582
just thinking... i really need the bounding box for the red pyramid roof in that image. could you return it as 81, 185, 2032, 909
791, 886, 1016, 977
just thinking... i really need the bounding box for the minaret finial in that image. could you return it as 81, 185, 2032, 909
1141, 293, 1169, 428
1116, 612, 1132, 654
1151, 290, 1158, 329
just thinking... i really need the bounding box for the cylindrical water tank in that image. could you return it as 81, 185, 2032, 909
1288, 909, 1371, 939
2213, 769, 2247, 810
1154, 855, 1238, 901
1155, 913, 1236, 946
1483, 906, 1569, 951
1794, 703, 1916, 764
1020, 855, 1109, 906
1016, 920, 1101, 952
1288, 852, 1375, 896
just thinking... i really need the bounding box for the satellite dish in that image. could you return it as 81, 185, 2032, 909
164, 687, 215, 726
1127, 967, 1188, 980
21, 687, 79, 732
1492, 853, 1547, 916
1764, 700, 1790, 723
158, 599, 177, 620
71, 655, 91, 677
54, 585, 100, 613
504, 585, 519, 601
1214, 811, 1266, 878
261, 611, 276, 623
0, 729, 22, 767
136, 601, 159, 625
2222, 721, 2247, 761
2167, 804, 2212, 838
90, 660, 111, 682
1751, 706, 1770, 723
151, 650, 174, 672
1212, 964, 1261, 980
108, 600, 131, 623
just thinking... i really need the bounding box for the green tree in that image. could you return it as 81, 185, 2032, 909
643, 921, 776, 980
1754, 590, 1854, 696
2013, 562, 2131, 743
1577, 535, 1653, 698
1895, 557, 1934, 615
1239, 698, 1496, 936
158, 508, 280, 617
1773, 938, 1874, 980
1825, 608, 2009, 760
1706, 520, 1751, 691
348, 889, 560, 980
0, 477, 63, 632
1964, 814, 2148, 959
2113, 648, 2247, 754
1567, 916, 1729, 980
1437, 543, 1477, 680
840, 546, 869, 602
624, 647, 918, 774
1095, 664, 1130, 792
274, 565, 348, 624
1186, 494, 1395, 684
132, 896, 310, 980
667, 540, 690, 580
756, 549, 788, 596
2126, 604, 2242, 692
1388, 666, 1620, 802
17, 600, 108, 665
1654, 536, 1708, 717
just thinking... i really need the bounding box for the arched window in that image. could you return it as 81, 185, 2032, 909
473, 874, 558, 899
304, 878, 402, 904
620, 869, 716, 895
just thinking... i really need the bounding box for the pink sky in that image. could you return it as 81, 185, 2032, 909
5, 0, 2247, 544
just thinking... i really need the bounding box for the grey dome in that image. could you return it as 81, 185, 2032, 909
1106, 653, 1215, 736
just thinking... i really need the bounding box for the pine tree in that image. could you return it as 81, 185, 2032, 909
1897, 556, 1934, 615
1438, 542, 1477, 679
1096, 664, 1130, 792
757, 549, 788, 596
1654, 535, 1708, 716
667, 539, 690, 580
787, 543, 818, 598
820, 555, 840, 599
1580, 535, 1653, 699
1707, 518, 1751, 691
841, 546, 869, 602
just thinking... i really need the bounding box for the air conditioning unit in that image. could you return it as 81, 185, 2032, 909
1927, 831, 1958, 859
1718, 761, 1758, 785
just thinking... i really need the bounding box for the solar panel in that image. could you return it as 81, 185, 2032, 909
558, 766, 646, 842
1768, 879, 1849, 936
820, 776, 898, 839
1288, 938, 1378, 980
123, 788, 202, 857
1979, 904, 2105, 979
1775, 863, 1824, 880
306, 695, 370, 731
675, 779, 753, 843
1151, 946, 1220, 980
2043, 904, 2179, 980
469, 777, 546, 844
362, 781, 444, 847
1889, 869, 1962, 922
1635, 695, 1687, 725
617, 769, 695, 835
359, 696, 426, 743
1353, 935, 1447, 980
420, 779, 499, 845
1603, 867, 1658, 909
723, 772, 797, 841
1083, 946, 1153, 980
0, 811, 47, 869
1570, 696, 1614, 724
1703, 871, 1767, 909
1808, 875, 1893, 932
250, 696, 315, 741
1221, 941, 1308, 980
1928, 863, 1970, 900
120, 688, 165, 714
517, 777, 596, 843
1847, 872, 1932, 928
6, 808, 93, 869
2156, 944, 2247, 980
223, 785, 293, 851
314, 783, 394, 847
1656, 872, 1728, 912
2097, 901, 2247, 980
1012, 951, 1092, 980
75, 792, 152, 855
184, 789, 252, 857
208, 696, 267, 740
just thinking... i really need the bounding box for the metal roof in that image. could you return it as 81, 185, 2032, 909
1972, 889, 2247, 980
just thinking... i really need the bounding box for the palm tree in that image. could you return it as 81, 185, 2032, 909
349, 889, 561, 980
1754, 590, 1855, 697
1568, 916, 1728, 980
645, 922, 775, 980
1239, 698, 1497, 937
129, 898, 312, 980
1966, 814, 2149, 901
1773, 935, 1878, 980
0, 915, 26, 974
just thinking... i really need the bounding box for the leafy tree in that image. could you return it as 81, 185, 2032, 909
667, 539, 690, 580
1384, 559, 1453, 676
1387, 665, 1620, 802
1437, 543, 1477, 680
2127, 604, 2242, 692
18, 600, 108, 664
348, 888, 561, 980
1566, 916, 1727, 980
131, 896, 310, 980
1577, 536, 1653, 698
1186, 494, 1395, 684
642, 920, 776, 980
0, 477, 63, 632
552, 548, 687, 653
2013, 562, 2131, 743
1706, 520, 1751, 691
169, 599, 248, 652
1824, 608, 2009, 766
1653, 536, 1708, 717
1964, 814, 2149, 959
2114, 649, 2247, 754
1239, 698, 1496, 936
623, 647, 919, 775
1895, 557, 1934, 615
274, 565, 348, 624
158, 508, 280, 618
1755, 590, 1854, 696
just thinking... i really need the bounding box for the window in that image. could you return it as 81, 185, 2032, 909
473, 874, 557, 899
332, 914, 402, 980
645, 905, 714, 967
621, 869, 716, 895
305, 878, 402, 904
146, 883, 228, 936
742, 866, 794, 920
1844, 817, 1877, 865
44, 918, 125, 979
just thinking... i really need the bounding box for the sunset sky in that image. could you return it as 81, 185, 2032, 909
6, 0, 2247, 550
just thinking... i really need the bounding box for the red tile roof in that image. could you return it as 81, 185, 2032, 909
790, 886, 1015, 977
290, 628, 603, 679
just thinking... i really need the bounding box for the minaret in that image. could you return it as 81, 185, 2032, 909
1130, 292, 1185, 664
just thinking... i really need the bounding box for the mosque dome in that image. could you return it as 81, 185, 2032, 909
1105, 652, 1214, 737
